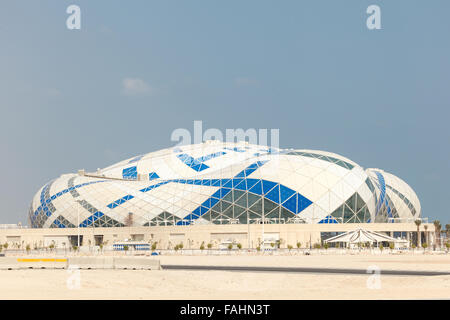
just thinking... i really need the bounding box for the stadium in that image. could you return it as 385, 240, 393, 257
16, 140, 431, 249
29, 140, 421, 229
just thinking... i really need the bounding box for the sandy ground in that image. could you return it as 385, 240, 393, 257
0, 253, 449, 299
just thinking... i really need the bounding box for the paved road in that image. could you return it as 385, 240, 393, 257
161, 264, 450, 276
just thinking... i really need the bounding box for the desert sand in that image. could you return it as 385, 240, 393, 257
0, 253, 449, 299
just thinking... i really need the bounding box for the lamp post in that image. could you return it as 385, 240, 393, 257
261, 196, 265, 252
247, 213, 250, 249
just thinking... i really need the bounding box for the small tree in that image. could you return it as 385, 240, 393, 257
72, 245, 78, 252
207, 243, 212, 250
287, 244, 293, 251
389, 243, 395, 250
434, 220, 442, 248
3, 243, 8, 251
276, 239, 281, 249
49, 243, 55, 252
227, 243, 233, 251
422, 243, 428, 249
313, 243, 321, 249
415, 219, 422, 247
123, 245, 129, 252
174, 244, 180, 252
151, 242, 158, 251
296, 242, 301, 250
256, 246, 261, 252
26, 244, 31, 254
178, 243, 184, 250
445, 242, 450, 250
379, 244, 384, 251
200, 242, 205, 251
323, 243, 329, 250
236, 243, 242, 250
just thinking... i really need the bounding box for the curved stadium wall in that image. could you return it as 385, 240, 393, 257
29, 141, 421, 228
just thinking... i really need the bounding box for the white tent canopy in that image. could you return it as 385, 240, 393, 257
325, 228, 407, 245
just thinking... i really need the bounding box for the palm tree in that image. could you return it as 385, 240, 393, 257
434, 220, 442, 248
415, 219, 422, 248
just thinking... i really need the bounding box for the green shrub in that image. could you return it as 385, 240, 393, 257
389, 243, 395, 250
207, 243, 212, 249
296, 242, 301, 249
422, 243, 428, 249
287, 244, 293, 251
236, 243, 242, 250
323, 243, 329, 250
227, 243, 233, 250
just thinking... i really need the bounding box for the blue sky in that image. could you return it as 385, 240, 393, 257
0, 1, 449, 224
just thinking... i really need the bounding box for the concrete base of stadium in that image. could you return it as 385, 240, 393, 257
0, 223, 436, 250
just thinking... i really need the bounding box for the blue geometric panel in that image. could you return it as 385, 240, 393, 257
262, 180, 277, 194
266, 185, 281, 204
32, 180, 106, 227
296, 194, 313, 214
318, 215, 338, 224
139, 181, 170, 192
177, 154, 209, 172
79, 211, 105, 227
283, 194, 297, 213
122, 166, 137, 180
175, 161, 313, 225
107, 195, 135, 209
374, 171, 391, 218
280, 184, 296, 204
177, 151, 227, 172
149, 172, 160, 180
249, 180, 263, 195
